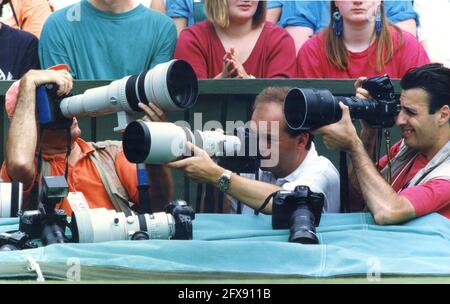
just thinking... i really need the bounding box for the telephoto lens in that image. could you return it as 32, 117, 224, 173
284, 75, 399, 131
0, 182, 23, 218
69, 192, 195, 243
59, 59, 198, 118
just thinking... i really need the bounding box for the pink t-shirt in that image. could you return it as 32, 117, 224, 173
298, 28, 430, 79
174, 20, 297, 79
378, 140, 450, 219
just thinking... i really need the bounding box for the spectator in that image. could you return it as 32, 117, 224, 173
267, 0, 419, 53
39, 0, 177, 80
2, 69, 173, 215
414, 0, 450, 68
167, 0, 206, 35
169, 87, 340, 214
0, 0, 52, 38
297, 1, 429, 79
314, 63, 450, 223
174, 0, 296, 79
0, 22, 38, 80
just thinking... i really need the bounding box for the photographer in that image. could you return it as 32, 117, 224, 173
169, 87, 340, 214
314, 63, 450, 224
1, 69, 173, 215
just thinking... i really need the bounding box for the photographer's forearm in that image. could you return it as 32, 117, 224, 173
6, 77, 38, 187
226, 175, 281, 214
146, 164, 174, 211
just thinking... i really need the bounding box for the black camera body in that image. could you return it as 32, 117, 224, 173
19, 176, 69, 246
272, 185, 324, 244
166, 200, 195, 240
284, 75, 400, 131
0, 231, 37, 251
215, 128, 261, 174
36, 84, 72, 129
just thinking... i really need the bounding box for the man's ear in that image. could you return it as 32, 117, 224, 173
297, 133, 309, 149
437, 105, 450, 126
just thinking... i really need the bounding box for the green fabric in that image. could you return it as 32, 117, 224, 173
39, 0, 177, 79
0, 213, 449, 280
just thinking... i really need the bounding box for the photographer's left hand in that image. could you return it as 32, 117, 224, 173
138, 102, 167, 122
168, 142, 224, 185
312, 102, 359, 152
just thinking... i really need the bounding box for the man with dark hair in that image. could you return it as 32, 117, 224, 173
169, 86, 340, 214
315, 63, 450, 224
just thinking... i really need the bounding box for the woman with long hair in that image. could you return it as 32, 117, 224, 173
297, 0, 429, 78
174, 0, 296, 79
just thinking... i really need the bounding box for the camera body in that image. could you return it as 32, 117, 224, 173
272, 185, 324, 244
19, 176, 69, 245
36, 83, 73, 129
284, 75, 400, 131
357, 75, 399, 128
165, 200, 196, 240
0, 231, 37, 251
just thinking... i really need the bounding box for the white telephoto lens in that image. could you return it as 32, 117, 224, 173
144, 212, 175, 239
0, 182, 23, 218
60, 77, 132, 118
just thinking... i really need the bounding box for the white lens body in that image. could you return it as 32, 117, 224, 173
145, 60, 179, 112
60, 77, 133, 118
0, 182, 23, 218
69, 192, 176, 243
194, 130, 241, 157
142, 122, 193, 164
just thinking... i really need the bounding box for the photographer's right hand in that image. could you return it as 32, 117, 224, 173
23, 69, 73, 96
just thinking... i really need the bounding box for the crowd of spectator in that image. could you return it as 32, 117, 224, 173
1, 0, 449, 81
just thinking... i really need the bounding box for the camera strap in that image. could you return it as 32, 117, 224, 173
255, 191, 278, 215
339, 152, 350, 213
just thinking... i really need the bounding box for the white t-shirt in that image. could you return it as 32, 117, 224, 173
230, 143, 341, 214
414, 0, 450, 67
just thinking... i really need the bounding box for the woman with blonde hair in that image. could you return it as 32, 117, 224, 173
297, 0, 429, 79
174, 0, 296, 79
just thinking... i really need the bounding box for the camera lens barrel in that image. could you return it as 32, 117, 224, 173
0, 182, 23, 218
289, 208, 319, 244
284, 87, 398, 131
123, 121, 194, 164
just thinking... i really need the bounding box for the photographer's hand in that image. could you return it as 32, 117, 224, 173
312, 102, 359, 152
138, 102, 167, 122
168, 142, 224, 185
25, 69, 73, 96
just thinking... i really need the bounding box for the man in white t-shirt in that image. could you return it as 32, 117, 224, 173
169, 87, 340, 214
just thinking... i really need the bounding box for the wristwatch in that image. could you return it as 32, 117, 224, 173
217, 170, 233, 192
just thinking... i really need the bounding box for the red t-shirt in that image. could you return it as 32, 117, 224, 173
1, 138, 139, 216
298, 28, 430, 79
174, 20, 297, 79
378, 140, 450, 219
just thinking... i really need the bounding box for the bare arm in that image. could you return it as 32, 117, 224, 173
285, 26, 314, 54
150, 0, 166, 13
6, 70, 72, 190
314, 103, 416, 225
266, 7, 281, 24
395, 19, 417, 37
172, 17, 188, 36
168, 143, 280, 214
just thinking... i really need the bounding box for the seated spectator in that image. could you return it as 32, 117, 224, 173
0, 22, 38, 80
174, 0, 296, 79
2, 69, 173, 215
414, 0, 450, 68
267, 0, 419, 53
169, 87, 340, 214
298, 1, 429, 79
167, 0, 206, 35
0, 0, 52, 38
39, 0, 177, 80
314, 63, 450, 223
